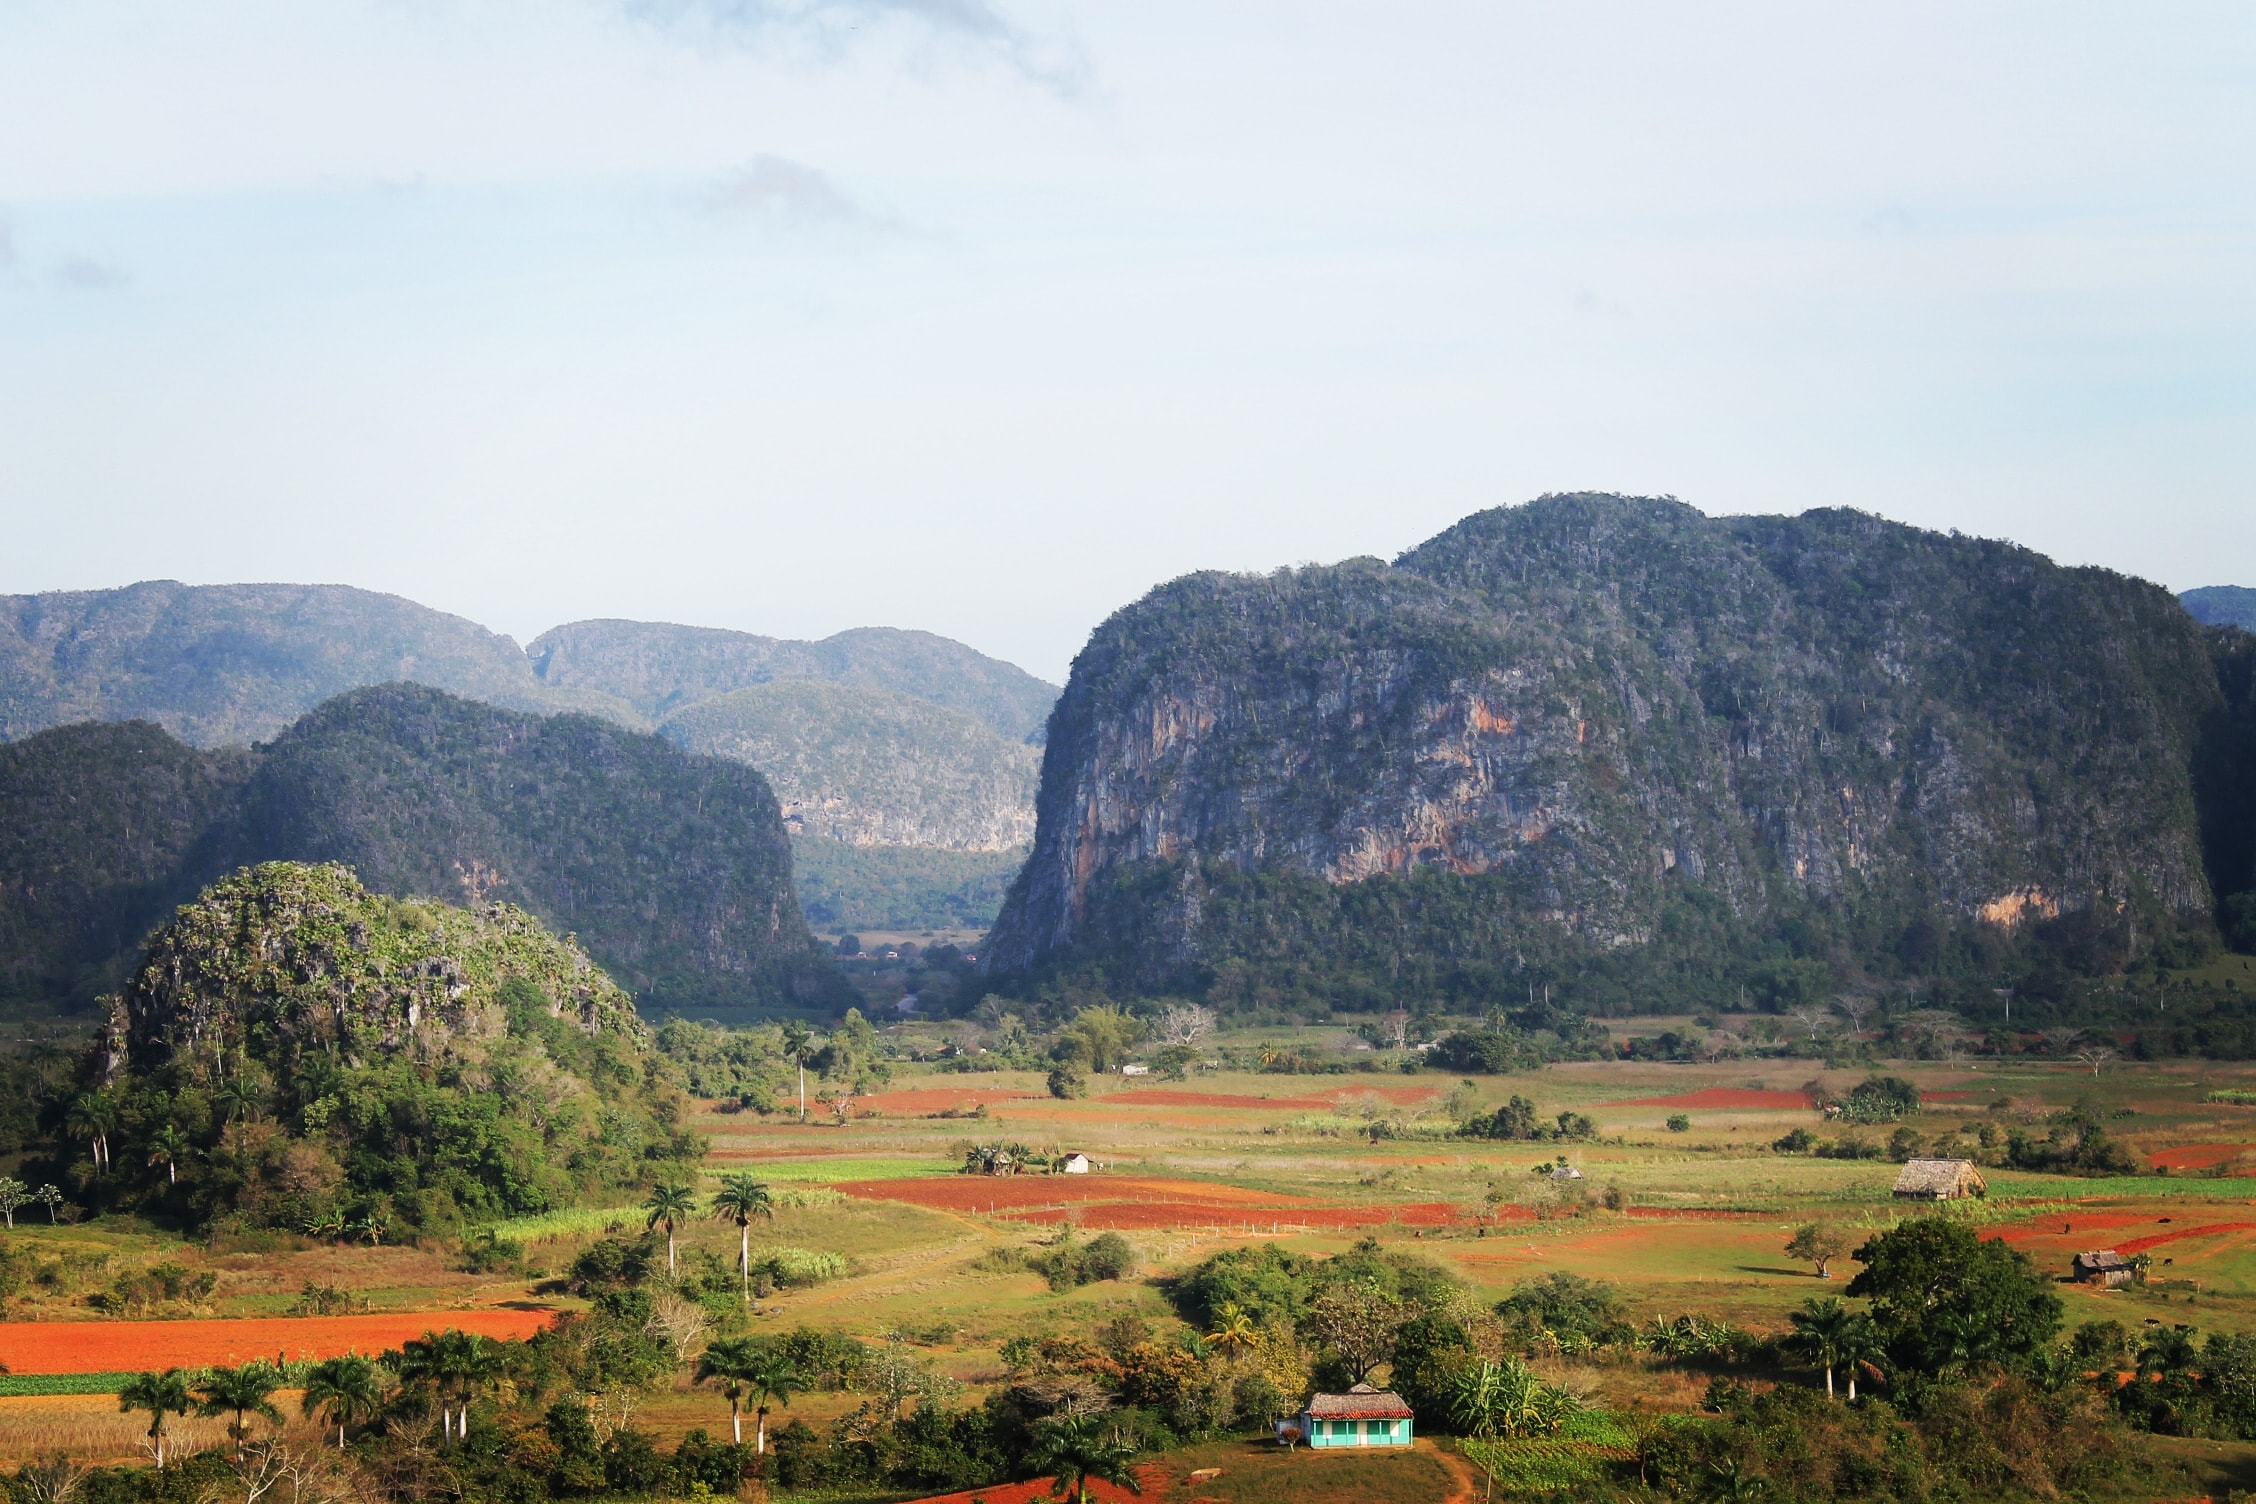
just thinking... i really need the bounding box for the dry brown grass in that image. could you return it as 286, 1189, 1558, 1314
0, 1394, 254, 1464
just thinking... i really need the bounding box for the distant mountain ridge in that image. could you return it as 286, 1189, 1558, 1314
0, 582, 1058, 865
2185, 586, 2256, 631
0, 684, 847, 1017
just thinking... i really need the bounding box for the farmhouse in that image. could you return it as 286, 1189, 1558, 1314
1892, 1158, 1986, 1200
1280, 1384, 1415, 1449
2072, 1250, 2141, 1287
1060, 1152, 1091, 1174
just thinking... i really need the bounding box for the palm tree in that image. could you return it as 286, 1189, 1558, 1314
65, 1094, 117, 1173
117, 1369, 194, 1468
194, 1361, 284, 1459
781, 1020, 811, 1121
1838, 1312, 1884, 1401
146, 1124, 192, 1187
1026, 1415, 1142, 1504
398, 1329, 499, 1447
743, 1349, 801, 1454
709, 1175, 775, 1301
216, 1075, 265, 1124
1785, 1297, 1857, 1399
302, 1353, 386, 1448
695, 1337, 758, 1446
643, 1182, 698, 1276
1205, 1302, 1258, 1363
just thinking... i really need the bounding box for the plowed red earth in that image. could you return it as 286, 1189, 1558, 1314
852, 1088, 1044, 1115
1605, 1089, 1814, 1109
1007, 1202, 1470, 1232
2113, 1223, 2256, 1255
0, 1310, 554, 1375
835, 1176, 1316, 1211
899, 1464, 1166, 1504
1100, 1085, 1441, 1111
2148, 1144, 2253, 1170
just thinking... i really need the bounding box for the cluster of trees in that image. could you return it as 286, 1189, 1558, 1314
1459, 1096, 1596, 1143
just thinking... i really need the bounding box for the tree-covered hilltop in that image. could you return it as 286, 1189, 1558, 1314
0, 722, 250, 1011
0, 580, 633, 746
2185, 586, 2256, 631
75, 862, 697, 1232
985, 495, 2253, 1016
0, 686, 852, 1018
528, 620, 1058, 743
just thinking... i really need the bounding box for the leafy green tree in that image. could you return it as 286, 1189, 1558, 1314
0, 1177, 27, 1228
1025, 1414, 1143, 1504
643, 1181, 699, 1276
194, 1361, 283, 1459
118, 1369, 194, 1467
709, 1174, 775, 1301
1846, 1218, 2062, 1379
1784, 1223, 1850, 1279
1303, 1282, 1407, 1383
301, 1353, 385, 1447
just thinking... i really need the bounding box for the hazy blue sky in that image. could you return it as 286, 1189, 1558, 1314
1, 2, 2250, 681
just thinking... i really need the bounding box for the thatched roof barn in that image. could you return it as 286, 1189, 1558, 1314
2072, 1250, 2140, 1287
1892, 1158, 1987, 1199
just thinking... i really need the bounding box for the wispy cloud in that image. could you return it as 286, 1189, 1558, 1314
622, 0, 1087, 96
54, 256, 127, 290
699, 154, 911, 234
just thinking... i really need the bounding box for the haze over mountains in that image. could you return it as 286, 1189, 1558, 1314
0, 581, 1056, 930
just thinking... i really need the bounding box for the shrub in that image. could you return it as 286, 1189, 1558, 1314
1046, 1068, 1086, 1100
1666, 1114, 1691, 1133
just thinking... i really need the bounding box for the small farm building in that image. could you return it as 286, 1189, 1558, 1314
1892, 1159, 1986, 1200
2072, 1250, 2140, 1287
1060, 1153, 1091, 1174
1120, 1063, 1150, 1076
1549, 1164, 1584, 1181
1280, 1385, 1415, 1449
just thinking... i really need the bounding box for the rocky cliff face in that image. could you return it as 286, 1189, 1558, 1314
985, 496, 2232, 999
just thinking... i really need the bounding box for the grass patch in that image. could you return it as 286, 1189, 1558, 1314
0, 1373, 136, 1397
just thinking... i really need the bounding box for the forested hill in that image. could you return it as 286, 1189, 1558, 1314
2185, 586, 2256, 630
526, 619, 1058, 742
0, 686, 847, 1017
984, 494, 2255, 1013
0, 580, 628, 745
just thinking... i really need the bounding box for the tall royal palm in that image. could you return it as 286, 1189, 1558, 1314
301, 1353, 386, 1448
1026, 1415, 1142, 1504
709, 1174, 775, 1301
643, 1182, 698, 1277
695, 1337, 759, 1446
195, 1361, 284, 1460
1785, 1296, 1858, 1399
117, 1369, 194, 1468
145, 1124, 192, 1187
743, 1349, 801, 1455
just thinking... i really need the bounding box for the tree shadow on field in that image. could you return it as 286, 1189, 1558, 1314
1737, 1265, 1822, 1278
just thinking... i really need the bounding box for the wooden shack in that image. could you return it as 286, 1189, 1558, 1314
1891, 1158, 1987, 1200
2072, 1250, 2140, 1287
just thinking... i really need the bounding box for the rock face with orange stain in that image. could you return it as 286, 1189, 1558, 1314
984, 493, 2238, 992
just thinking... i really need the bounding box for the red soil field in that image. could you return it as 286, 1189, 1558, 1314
834, 1176, 1318, 1213
1604, 1089, 1814, 1109
1007, 1202, 1470, 1232
0, 1310, 554, 1375
853, 1088, 1045, 1115
1098, 1085, 1441, 1112
2114, 1222, 2256, 1256
900, 1465, 1166, 1504
2148, 1144, 2254, 1170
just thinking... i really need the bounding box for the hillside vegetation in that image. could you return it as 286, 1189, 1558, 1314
987, 494, 2254, 1017
2186, 585, 2256, 630
660, 680, 1040, 851
78, 861, 695, 1232
0, 687, 848, 1017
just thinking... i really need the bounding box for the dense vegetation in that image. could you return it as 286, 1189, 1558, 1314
988, 496, 2256, 1029
61, 862, 697, 1234
2184, 584, 2256, 630
0, 686, 849, 1018
660, 680, 1039, 851
790, 837, 1026, 931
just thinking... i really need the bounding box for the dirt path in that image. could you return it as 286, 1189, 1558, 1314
1425, 1439, 1484, 1504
